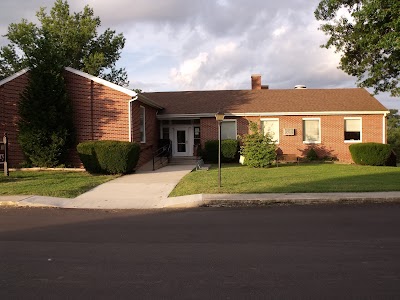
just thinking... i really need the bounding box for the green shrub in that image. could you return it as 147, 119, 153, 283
349, 143, 396, 166
306, 148, 319, 161
204, 139, 239, 163
77, 141, 101, 173
240, 122, 276, 168
77, 141, 141, 174
204, 140, 218, 163
221, 140, 239, 162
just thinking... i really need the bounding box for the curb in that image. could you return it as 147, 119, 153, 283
163, 192, 400, 208
2, 192, 400, 209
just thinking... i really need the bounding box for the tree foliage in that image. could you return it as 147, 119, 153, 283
240, 122, 277, 168
18, 32, 74, 167
387, 109, 400, 158
315, 0, 400, 96
0, 0, 128, 86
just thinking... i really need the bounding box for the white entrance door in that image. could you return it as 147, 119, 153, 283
174, 128, 190, 156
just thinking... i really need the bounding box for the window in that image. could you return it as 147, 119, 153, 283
261, 119, 279, 143
221, 120, 237, 140
344, 118, 361, 142
139, 106, 146, 143
303, 118, 320, 143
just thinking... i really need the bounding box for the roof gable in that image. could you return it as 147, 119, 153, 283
0, 67, 164, 109
65, 67, 136, 98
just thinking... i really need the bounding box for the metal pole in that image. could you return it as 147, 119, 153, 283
218, 121, 221, 188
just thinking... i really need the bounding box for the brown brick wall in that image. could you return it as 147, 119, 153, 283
64, 72, 160, 168
200, 115, 386, 163
0, 70, 159, 168
0, 73, 28, 167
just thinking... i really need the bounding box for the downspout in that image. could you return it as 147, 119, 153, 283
383, 112, 388, 144
90, 80, 94, 140
128, 95, 138, 142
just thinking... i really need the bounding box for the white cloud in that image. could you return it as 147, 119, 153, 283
170, 52, 209, 87
214, 42, 237, 55
0, 0, 398, 108
272, 26, 287, 38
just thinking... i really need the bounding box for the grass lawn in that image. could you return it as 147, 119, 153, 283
0, 171, 119, 198
170, 163, 400, 197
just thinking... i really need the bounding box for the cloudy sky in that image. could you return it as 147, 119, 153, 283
1, 0, 399, 109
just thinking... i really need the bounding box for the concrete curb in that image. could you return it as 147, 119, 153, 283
2, 192, 400, 209
163, 192, 400, 208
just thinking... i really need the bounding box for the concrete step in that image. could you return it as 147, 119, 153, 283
169, 157, 200, 165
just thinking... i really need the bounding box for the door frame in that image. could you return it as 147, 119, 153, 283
172, 126, 193, 157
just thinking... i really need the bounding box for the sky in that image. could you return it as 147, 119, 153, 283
1, 0, 399, 109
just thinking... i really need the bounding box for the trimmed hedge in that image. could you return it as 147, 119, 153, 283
77, 140, 141, 174
204, 139, 239, 163
349, 143, 396, 166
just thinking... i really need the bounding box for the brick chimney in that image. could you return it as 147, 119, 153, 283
251, 74, 261, 90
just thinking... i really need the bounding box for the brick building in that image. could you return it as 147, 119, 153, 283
0, 67, 162, 168
145, 74, 389, 163
0, 69, 389, 168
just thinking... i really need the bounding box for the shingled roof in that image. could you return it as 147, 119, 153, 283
144, 88, 388, 117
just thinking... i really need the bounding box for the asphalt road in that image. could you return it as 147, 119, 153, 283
0, 203, 399, 299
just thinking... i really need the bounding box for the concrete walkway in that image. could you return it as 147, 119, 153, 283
1, 164, 400, 209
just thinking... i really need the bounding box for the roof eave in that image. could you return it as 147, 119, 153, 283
65, 67, 137, 98
157, 110, 389, 119
0, 68, 30, 87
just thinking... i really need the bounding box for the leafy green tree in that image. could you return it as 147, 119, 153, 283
315, 0, 400, 96
240, 122, 276, 168
0, 0, 128, 86
387, 109, 400, 158
18, 32, 74, 167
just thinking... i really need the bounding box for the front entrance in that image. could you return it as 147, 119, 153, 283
173, 128, 190, 156
161, 120, 200, 157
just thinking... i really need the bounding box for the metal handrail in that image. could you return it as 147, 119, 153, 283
152, 140, 172, 171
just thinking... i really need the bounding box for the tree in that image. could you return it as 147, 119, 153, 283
0, 0, 128, 86
17, 31, 74, 167
240, 122, 276, 168
387, 109, 400, 158
315, 0, 400, 96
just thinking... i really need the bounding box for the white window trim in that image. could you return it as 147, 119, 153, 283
140, 106, 146, 143
221, 119, 238, 140
344, 117, 362, 143
260, 118, 279, 144
302, 118, 321, 144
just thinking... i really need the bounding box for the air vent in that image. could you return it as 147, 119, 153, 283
283, 128, 295, 136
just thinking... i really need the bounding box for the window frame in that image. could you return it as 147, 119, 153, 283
302, 118, 321, 144
344, 117, 362, 143
260, 118, 280, 144
139, 106, 146, 143
221, 119, 238, 140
